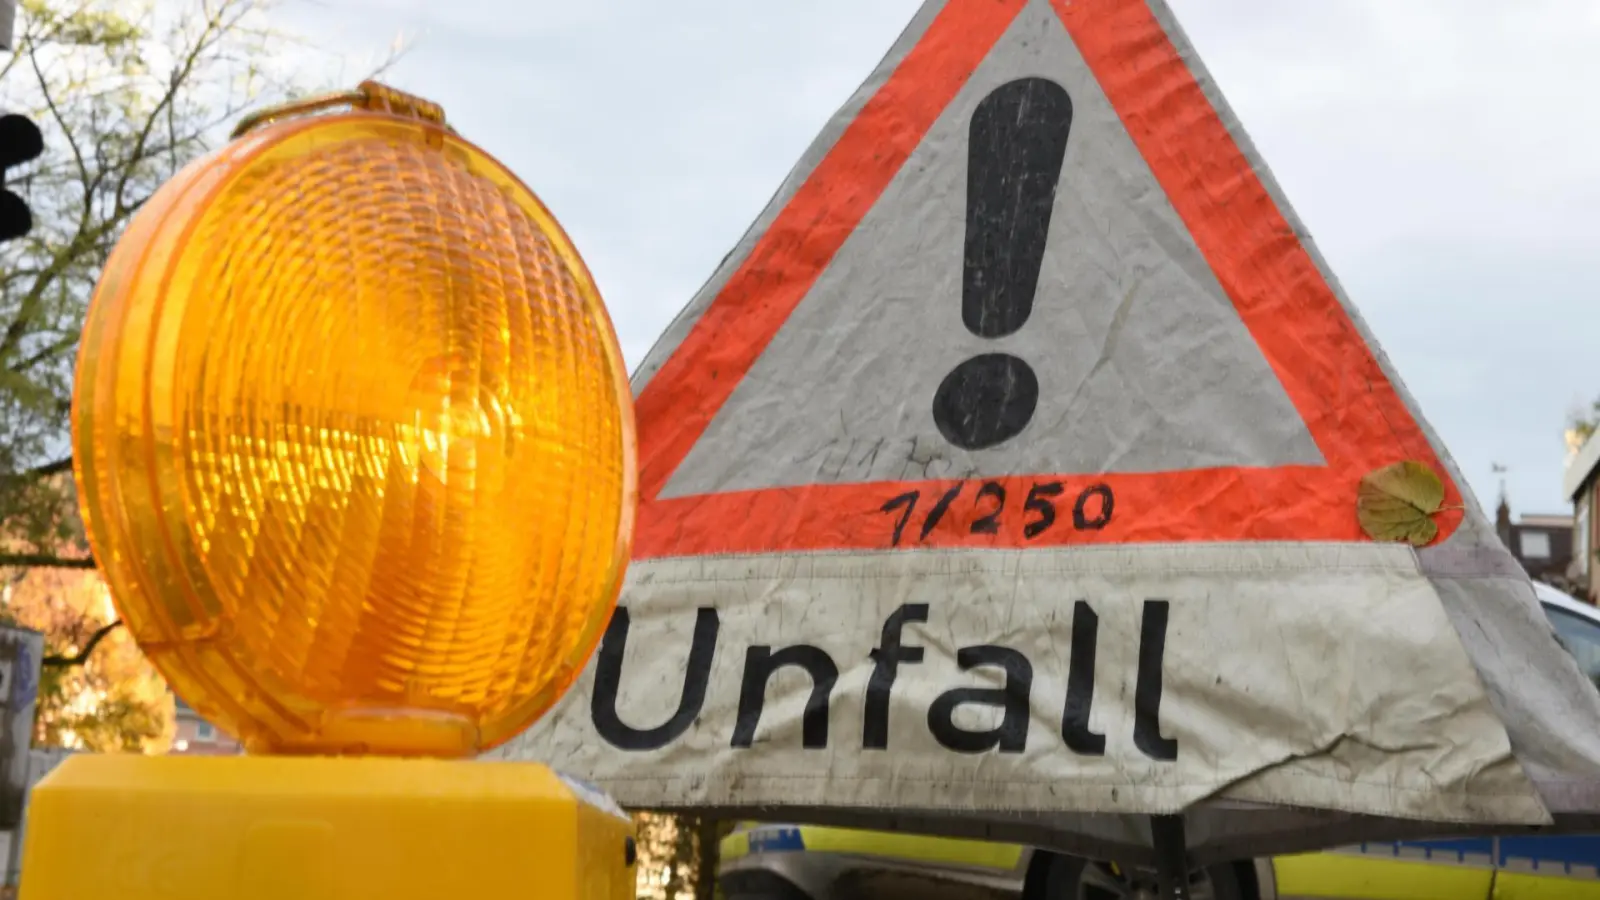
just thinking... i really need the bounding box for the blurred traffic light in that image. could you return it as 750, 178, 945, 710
0, 113, 41, 242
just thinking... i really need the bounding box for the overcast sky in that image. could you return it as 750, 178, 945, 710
281, 0, 1600, 518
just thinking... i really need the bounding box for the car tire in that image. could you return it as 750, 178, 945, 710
1024, 851, 1253, 900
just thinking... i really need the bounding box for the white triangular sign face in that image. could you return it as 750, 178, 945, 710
498, 0, 1600, 858
661, 7, 1322, 498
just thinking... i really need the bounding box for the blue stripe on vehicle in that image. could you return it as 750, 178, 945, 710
746, 826, 805, 853
1355, 839, 1493, 863
1499, 835, 1600, 875
735, 828, 1600, 876
1348, 836, 1600, 878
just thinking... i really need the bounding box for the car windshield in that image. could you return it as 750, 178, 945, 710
1544, 603, 1600, 691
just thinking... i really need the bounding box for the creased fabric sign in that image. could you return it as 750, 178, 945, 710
494, 0, 1600, 861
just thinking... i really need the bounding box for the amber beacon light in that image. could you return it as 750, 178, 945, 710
72, 81, 636, 757
20, 82, 639, 900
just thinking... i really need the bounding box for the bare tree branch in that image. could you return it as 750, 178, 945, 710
111, 2, 237, 215
42, 618, 121, 667
9, 334, 79, 373
0, 457, 73, 484
0, 553, 95, 569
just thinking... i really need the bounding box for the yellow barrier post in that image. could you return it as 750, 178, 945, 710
18, 81, 639, 900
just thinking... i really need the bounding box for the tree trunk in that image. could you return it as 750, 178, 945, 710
693, 816, 724, 900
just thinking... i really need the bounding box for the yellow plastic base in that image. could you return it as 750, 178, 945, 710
17, 753, 635, 900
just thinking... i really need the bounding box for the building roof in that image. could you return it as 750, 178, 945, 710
1519, 514, 1575, 529
1565, 430, 1600, 501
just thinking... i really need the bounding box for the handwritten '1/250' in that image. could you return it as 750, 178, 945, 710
879, 481, 1114, 547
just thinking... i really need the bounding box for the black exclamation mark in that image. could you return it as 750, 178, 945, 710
933, 77, 1073, 451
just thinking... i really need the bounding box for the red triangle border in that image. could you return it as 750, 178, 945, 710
630, 0, 1460, 559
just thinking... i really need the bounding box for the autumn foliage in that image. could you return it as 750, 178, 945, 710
634, 813, 728, 900
0, 563, 172, 752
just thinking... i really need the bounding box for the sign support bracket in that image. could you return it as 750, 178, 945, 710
1151, 813, 1191, 900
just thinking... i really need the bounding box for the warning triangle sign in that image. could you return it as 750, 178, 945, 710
631, 0, 1463, 557
504, 0, 1600, 860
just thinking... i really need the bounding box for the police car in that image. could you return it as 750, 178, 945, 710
720, 582, 1600, 900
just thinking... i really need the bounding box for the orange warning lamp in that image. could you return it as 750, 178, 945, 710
20, 83, 639, 900
70, 81, 636, 758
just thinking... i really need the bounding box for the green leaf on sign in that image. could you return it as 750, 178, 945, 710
1357, 461, 1446, 547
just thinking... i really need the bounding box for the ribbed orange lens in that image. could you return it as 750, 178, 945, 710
71, 111, 636, 757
